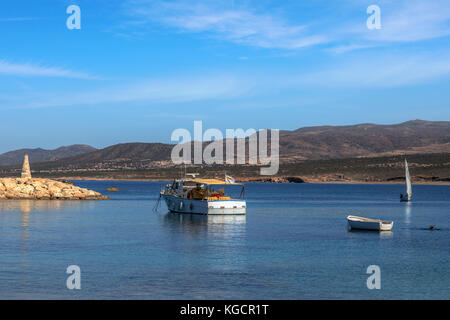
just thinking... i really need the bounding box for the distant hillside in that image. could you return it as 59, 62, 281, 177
278, 120, 450, 161
23, 142, 174, 171
0, 145, 97, 166
57, 143, 173, 165
1, 120, 450, 172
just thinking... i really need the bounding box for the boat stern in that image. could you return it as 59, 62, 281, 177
206, 200, 246, 215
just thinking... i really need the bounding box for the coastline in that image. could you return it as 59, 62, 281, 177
55, 176, 450, 185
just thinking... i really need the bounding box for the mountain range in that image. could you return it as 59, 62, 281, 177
278, 119, 450, 161
0, 145, 97, 166
1, 120, 450, 169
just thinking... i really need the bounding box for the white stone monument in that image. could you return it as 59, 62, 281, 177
21, 154, 32, 179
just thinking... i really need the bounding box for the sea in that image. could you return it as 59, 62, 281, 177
0, 181, 449, 299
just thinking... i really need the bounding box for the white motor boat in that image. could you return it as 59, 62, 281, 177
161, 178, 246, 215
347, 215, 394, 231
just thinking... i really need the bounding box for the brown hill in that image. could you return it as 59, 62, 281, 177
278, 120, 450, 161
0, 145, 97, 166
27, 142, 174, 171
1, 120, 450, 173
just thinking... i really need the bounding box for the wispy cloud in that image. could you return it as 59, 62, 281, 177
364, 0, 450, 43
0, 17, 39, 22
124, 0, 327, 49
0, 73, 252, 109
0, 60, 99, 80
327, 44, 377, 55
4, 49, 450, 111
118, 0, 450, 54
331, 0, 450, 53
294, 52, 450, 88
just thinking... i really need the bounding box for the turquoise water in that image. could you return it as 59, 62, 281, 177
0, 181, 449, 299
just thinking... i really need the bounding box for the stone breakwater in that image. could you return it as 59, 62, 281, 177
0, 178, 109, 200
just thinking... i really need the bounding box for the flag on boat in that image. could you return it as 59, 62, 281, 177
225, 174, 235, 184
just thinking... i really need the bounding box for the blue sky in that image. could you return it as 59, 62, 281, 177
0, 0, 450, 153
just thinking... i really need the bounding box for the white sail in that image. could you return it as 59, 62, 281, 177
405, 159, 412, 199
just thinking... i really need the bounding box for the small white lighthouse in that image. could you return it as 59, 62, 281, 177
21, 154, 32, 179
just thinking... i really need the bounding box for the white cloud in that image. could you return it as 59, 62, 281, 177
327, 44, 377, 54
0, 60, 99, 79
124, 0, 327, 49
0, 17, 38, 22
295, 53, 450, 88
121, 0, 450, 54
365, 0, 450, 42
335, 0, 450, 53
0, 73, 252, 109
3, 50, 450, 111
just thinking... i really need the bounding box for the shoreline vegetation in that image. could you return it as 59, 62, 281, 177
0, 153, 447, 185
1, 121, 450, 187
51, 176, 450, 185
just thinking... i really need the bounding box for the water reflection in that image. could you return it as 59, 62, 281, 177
347, 229, 394, 239
0, 200, 89, 243
404, 202, 412, 225
0, 199, 92, 213
379, 231, 394, 238
21, 210, 30, 242
161, 212, 246, 237
0, 199, 94, 285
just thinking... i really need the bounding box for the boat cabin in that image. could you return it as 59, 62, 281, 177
166, 178, 245, 201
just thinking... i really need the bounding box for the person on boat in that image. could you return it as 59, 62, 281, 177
400, 193, 404, 199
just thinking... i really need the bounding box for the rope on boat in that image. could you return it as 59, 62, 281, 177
152, 194, 162, 213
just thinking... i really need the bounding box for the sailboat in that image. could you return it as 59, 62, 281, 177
400, 158, 412, 202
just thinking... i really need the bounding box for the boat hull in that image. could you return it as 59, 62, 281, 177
347, 215, 394, 231
162, 194, 246, 215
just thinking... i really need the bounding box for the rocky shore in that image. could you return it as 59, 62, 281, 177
0, 178, 109, 200
238, 176, 305, 183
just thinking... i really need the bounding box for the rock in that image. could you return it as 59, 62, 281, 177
34, 190, 49, 200
0, 178, 109, 200
107, 187, 119, 192
285, 177, 305, 183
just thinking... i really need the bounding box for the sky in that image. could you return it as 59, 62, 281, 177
0, 0, 449, 153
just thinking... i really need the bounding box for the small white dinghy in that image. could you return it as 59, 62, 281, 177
347, 215, 394, 231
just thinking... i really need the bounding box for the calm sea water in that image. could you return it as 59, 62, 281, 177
0, 181, 449, 299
